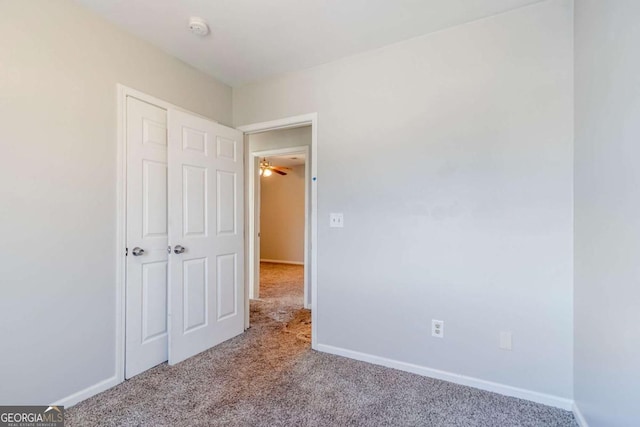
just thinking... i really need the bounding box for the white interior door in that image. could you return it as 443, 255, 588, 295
125, 97, 169, 378
168, 109, 245, 365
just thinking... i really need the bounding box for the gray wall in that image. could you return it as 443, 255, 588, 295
235, 0, 574, 399
0, 0, 231, 404
574, 1, 640, 425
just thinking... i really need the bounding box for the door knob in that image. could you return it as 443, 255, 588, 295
132, 247, 145, 256
174, 245, 186, 254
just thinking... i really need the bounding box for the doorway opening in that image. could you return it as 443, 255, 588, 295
251, 144, 310, 306
240, 116, 318, 350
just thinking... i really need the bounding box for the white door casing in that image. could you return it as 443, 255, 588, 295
167, 109, 245, 365
125, 97, 169, 379
254, 157, 261, 299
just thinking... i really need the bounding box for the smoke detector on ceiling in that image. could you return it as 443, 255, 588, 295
188, 17, 210, 36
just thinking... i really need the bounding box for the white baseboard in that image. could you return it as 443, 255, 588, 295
260, 259, 304, 265
53, 375, 121, 408
51, 346, 578, 414
316, 343, 573, 411
572, 402, 589, 427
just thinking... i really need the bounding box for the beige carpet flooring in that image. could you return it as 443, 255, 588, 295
66, 262, 576, 426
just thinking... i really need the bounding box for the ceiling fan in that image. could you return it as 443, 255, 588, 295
259, 158, 290, 176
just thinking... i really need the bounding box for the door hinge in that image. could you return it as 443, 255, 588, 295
125, 247, 128, 256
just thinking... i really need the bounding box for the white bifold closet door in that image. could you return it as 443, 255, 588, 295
125, 97, 169, 379
167, 109, 245, 365
125, 96, 244, 378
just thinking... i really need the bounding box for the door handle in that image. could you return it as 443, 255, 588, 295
173, 245, 186, 254
132, 247, 145, 256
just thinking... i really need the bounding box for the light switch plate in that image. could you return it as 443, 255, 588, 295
330, 213, 344, 228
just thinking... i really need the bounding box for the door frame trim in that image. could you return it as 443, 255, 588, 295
249, 145, 310, 308
238, 114, 318, 350
116, 84, 219, 382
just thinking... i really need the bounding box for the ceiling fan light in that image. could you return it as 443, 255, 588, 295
259, 168, 263, 176
263, 168, 272, 177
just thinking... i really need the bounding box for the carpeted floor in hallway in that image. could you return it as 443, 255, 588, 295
67, 262, 577, 426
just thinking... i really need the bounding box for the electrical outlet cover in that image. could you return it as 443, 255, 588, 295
329, 213, 344, 228
499, 331, 512, 350
432, 319, 444, 338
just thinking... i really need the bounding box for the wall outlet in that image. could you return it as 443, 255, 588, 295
329, 213, 344, 228
432, 319, 444, 338
499, 331, 512, 350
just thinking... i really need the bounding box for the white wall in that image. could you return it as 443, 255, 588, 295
0, 0, 231, 405
235, 0, 574, 400
574, 1, 640, 425
260, 165, 306, 263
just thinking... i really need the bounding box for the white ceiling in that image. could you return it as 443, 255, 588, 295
76, 0, 543, 86
266, 154, 306, 168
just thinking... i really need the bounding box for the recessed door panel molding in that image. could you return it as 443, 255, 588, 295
216, 136, 236, 161
183, 258, 208, 333
143, 118, 167, 148
125, 96, 169, 379
141, 261, 168, 343
217, 253, 237, 321
168, 108, 245, 366
142, 160, 168, 238
216, 171, 236, 235
183, 165, 207, 237
182, 126, 207, 154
